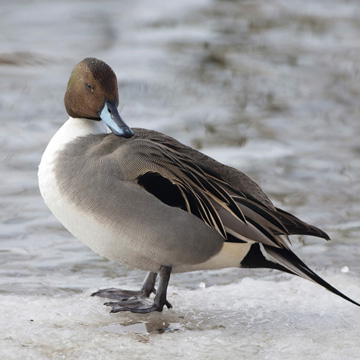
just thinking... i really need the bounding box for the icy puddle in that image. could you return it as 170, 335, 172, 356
99, 320, 182, 335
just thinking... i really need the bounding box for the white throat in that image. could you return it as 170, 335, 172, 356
38, 117, 109, 199
54, 117, 109, 147
40, 117, 109, 165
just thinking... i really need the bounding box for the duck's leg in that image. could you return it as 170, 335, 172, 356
91, 271, 158, 301
101, 266, 173, 313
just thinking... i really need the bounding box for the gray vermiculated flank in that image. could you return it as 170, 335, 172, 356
54, 127, 276, 225
54, 129, 227, 265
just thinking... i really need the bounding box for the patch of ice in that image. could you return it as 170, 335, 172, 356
1, 273, 359, 360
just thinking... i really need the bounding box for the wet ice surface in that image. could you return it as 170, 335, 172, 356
2, 279, 360, 360
1, 0, 360, 359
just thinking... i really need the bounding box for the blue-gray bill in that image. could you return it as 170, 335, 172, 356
99, 99, 134, 138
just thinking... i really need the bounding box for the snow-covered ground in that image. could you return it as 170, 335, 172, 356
3, 274, 360, 360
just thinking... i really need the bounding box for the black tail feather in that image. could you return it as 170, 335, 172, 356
263, 245, 360, 307
241, 243, 293, 274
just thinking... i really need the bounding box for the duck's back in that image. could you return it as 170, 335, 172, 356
130, 128, 275, 210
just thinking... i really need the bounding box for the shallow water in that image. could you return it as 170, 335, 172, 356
1, 0, 360, 359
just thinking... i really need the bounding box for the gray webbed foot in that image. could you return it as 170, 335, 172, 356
91, 267, 172, 313
104, 297, 172, 314
91, 288, 147, 301
91, 271, 157, 300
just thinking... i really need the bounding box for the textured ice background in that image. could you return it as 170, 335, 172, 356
1, 0, 360, 359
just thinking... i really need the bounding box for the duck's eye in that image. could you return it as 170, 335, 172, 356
86, 83, 94, 93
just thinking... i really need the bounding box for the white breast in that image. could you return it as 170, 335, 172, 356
38, 118, 124, 262
39, 117, 109, 207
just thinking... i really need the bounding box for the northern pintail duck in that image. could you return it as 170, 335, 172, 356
38, 58, 359, 313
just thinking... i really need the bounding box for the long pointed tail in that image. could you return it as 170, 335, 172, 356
263, 244, 360, 307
